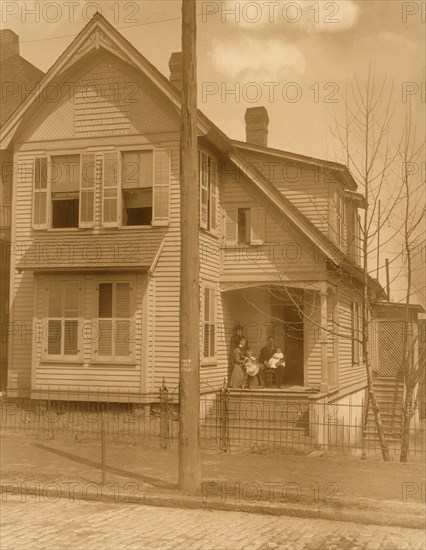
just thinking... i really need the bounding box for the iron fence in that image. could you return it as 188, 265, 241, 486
1, 382, 425, 460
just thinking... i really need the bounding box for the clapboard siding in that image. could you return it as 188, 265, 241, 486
20, 52, 179, 143
335, 287, 367, 391
9, 57, 180, 395
31, 271, 146, 391
234, 151, 330, 233
221, 171, 324, 282
151, 142, 180, 390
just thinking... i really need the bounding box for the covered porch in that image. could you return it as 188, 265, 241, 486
220, 281, 338, 395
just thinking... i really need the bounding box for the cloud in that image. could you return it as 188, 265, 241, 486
374, 31, 416, 51
306, 0, 360, 33
210, 37, 306, 80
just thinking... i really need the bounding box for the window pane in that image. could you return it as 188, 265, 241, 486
99, 283, 113, 318
64, 320, 78, 355
238, 209, 251, 244
51, 198, 79, 228
122, 151, 153, 189
49, 284, 62, 317
123, 189, 153, 226
47, 320, 62, 355
64, 284, 79, 318
51, 155, 80, 193
98, 320, 113, 356
115, 283, 130, 318
115, 320, 130, 356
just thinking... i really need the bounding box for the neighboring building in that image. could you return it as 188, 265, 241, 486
0, 14, 384, 424
0, 29, 44, 390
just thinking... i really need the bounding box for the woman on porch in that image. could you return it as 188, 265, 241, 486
229, 338, 248, 388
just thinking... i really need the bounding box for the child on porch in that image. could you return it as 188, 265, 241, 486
269, 348, 286, 389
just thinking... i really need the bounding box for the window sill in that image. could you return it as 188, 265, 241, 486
118, 225, 156, 229
223, 242, 265, 248
35, 228, 89, 233
199, 227, 219, 239
201, 360, 217, 367
40, 360, 85, 365
90, 361, 137, 367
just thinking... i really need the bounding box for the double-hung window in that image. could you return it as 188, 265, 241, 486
31, 148, 169, 230
32, 154, 96, 229
202, 286, 216, 360
45, 282, 80, 359
199, 151, 218, 233
121, 150, 154, 226
225, 207, 265, 245
102, 149, 170, 227
50, 155, 80, 228
96, 281, 134, 362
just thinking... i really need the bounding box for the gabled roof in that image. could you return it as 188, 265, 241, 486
0, 12, 209, 148
1, 13, 378, 292
231, 139, 358, 191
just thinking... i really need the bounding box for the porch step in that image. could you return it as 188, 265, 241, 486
365, 378, 405, 446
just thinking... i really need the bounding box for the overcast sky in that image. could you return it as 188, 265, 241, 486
4, 1, 424, 156
2, 0, 425, 303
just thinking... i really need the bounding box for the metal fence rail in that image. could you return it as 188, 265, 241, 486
1, 383, 425, 460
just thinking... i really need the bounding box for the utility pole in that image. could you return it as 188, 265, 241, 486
179, 0, 200, 493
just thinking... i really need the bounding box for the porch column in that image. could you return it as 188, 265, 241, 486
320, 281, 328, 393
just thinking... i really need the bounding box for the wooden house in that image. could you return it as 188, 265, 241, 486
1, 14, 384, 424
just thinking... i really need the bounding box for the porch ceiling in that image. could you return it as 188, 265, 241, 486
220, 281, 321, 293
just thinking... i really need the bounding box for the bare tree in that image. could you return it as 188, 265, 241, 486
397, 113, 425, 462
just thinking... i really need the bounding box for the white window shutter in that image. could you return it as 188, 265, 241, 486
32, 158, 48, 229
250, 207, 265, 245
80, 154, 95, 228
102, 152, 119, 227
199, 152, 208, 230
225, 209, 237, 244
153, 149, 170, 225
209, 159, 218, 233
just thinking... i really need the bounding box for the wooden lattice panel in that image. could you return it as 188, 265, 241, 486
377, 320, 405, 377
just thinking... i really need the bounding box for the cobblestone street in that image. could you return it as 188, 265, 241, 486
1, 495, 424, 550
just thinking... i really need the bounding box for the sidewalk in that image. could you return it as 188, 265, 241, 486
1, 433, 425, 528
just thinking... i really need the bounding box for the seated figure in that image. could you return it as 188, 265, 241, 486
268, 349, 284, 369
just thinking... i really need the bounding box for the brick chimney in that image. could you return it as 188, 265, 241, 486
168, 52, 182, 92
244, 107, 269, 148
0, 29, 19, 61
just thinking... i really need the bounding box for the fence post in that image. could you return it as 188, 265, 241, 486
160, 379, 170, 449
217, 379, 230, 453
361, 393, 370, 460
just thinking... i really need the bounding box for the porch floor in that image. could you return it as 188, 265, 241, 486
229, 385, 320, 395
